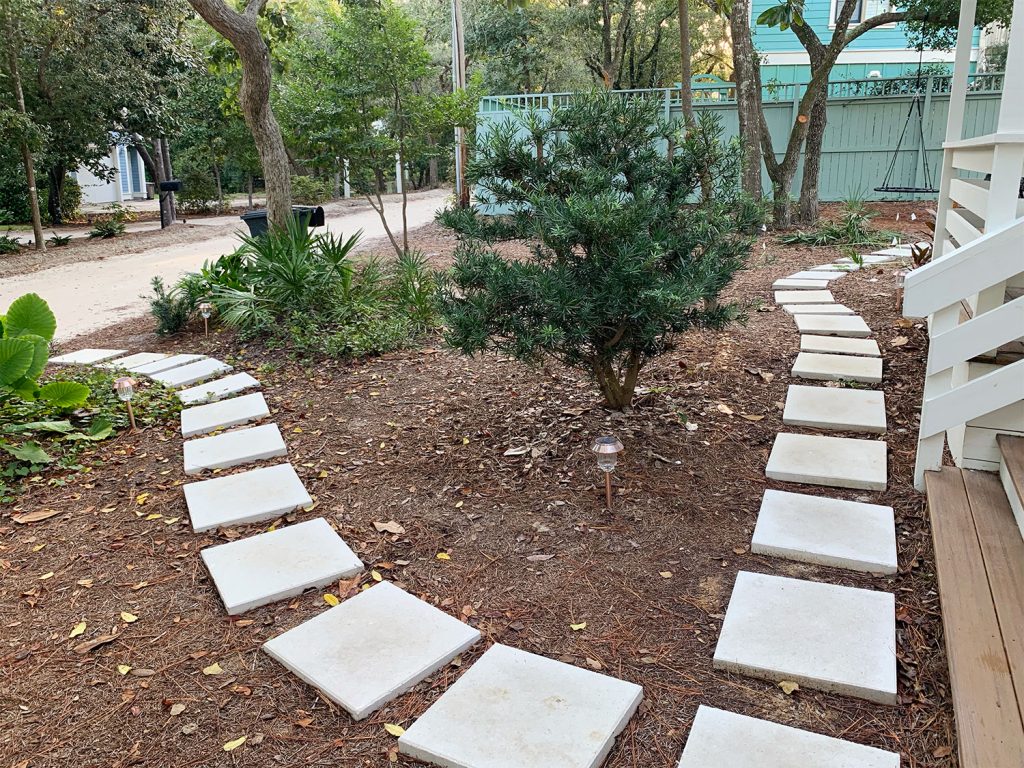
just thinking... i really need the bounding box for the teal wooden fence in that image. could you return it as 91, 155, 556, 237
477, 73, 1005, 202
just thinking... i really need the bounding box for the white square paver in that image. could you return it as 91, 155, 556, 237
677, 706, 899, 768
713, 571, 897, 704
774, 290, 834, 305
794, 314, 872, 338
263, 581, 481, 720
183, 423, 287, 475
766, 433, 887, 491
181, 392, 270, 437
800, 335, 880, 357
835, 254, 897, 265
811, 263, 859, 272
49, 349, 126, 365
98, 352, 168, 370
131, 353, 207, 375
201, 518, 363, 614
185, 462, 312, 531
399, 644, 643, 768
151, 358, 232, 388
783, 384, 886, 433
792, 352, 882, 384
871, 246, 913, 257
787, 270, 845, 281
751, 489, 897, 574
178, 372, 261, 406
772, 278, 830, 290
783, 304, 854, 315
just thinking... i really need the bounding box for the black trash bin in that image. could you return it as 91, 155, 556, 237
239, 205, 325, 237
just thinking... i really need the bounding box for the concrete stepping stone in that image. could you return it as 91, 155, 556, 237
201, 518, 363, 614
766, 433, 887, 491
151, 358, 232, 388
800, 334, 880, 357
783, 304, 854, 315
794, 314, 871, 338
713, 571, 897, 704
98, 352, 168, 370
49, 348, 126, 365
132, 353, 206, 376
788, 270, 846, 281
751, 489, 897, 574
871, 246, 913, 257
783, 384, 886, 432
181, 392, 270, 438
262, 581, 481, 720
774, 289, 834, 304
399, 643, 643, 768
835, 254, 896, 265
178, 372, 260, 406
677, 706, 899, 768
792, 352, 882, 384
810, 263, 859, 272
772, 278, 829, 290
185, 462, 312, 531
183, 423, 287, 475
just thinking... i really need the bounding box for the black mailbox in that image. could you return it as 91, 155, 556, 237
159, 180, 182, 192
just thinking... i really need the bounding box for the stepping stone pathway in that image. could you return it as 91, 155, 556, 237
783, 385, 886, 433
49, 348, 126, 365
263, 582, 481, 720
713, 571, 897, 704
201, 518, 363, 614
183, 422, 287, 475
774, 289, 834, 304
98, 352, 168, 370
800, 334, 880, 357
151, 357, 232, 388
794, 314, 872, 338
766, 433, 887, 491
677, 706, 899, 768
810, 263, 859, 271
399, 644, 643, 768
792, 351, 882, 384
132, 353, 207, 376
772, 278, 829, 290
835, 253, 900, 265
787, 270, 846, 282
185, 463, 312, 532
181, 391, 270, 438
178, 372, 260, 405
751, 490, 897, 574
783, 303, 853, 315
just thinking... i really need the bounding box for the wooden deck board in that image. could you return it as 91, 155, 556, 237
925, 467, 1024, 768
997, 434, 1024, 502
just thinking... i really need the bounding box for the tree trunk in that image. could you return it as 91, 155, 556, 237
593, 354, 642, 411
728, 0, 763, 201
46, 166, 65, 226
134, 135, 177, 226
213, 161, 224, 210
188, 0, 291, 227
399, 151, 408, 254
2, 7, 45, 251
797, 89, 827, 224
677, 0, 693, 123
247, 174, 254, 208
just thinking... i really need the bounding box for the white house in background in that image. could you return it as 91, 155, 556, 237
73, 141, 149, 206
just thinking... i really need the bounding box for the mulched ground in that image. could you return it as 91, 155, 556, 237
1, 202, 957, 768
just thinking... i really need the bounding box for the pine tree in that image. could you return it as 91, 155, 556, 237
439, 92, 763, 410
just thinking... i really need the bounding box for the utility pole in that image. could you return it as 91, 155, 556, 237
451, 0, 469, 207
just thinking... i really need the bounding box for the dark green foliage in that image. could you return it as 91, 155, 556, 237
290, 175, 333, 205
147, 275, 208, 336
0, 232, 21, 254
46, 232, 72, 247
779, 198, 896, 247
88, 219, 126, 239
440, 92, 763, 410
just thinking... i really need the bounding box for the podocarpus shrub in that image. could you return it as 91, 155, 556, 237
438, 92, 763, 410
290, 175, 333, 205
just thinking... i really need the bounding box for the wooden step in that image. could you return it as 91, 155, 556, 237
925, 467, 1024, 768
998, 435, 1024, 538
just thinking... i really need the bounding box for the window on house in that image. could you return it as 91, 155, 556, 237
834, 0, 890, 24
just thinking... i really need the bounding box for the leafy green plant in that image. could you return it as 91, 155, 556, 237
47, 232, 72, 247
0, 293, 89, 406
88, 218, 126, 239
147, 275, 207, 335
0, 232, 21, 254
780, 198, 896, 247
290, 175, 333, 205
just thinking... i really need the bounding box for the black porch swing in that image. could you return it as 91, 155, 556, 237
874, 57, 939, 195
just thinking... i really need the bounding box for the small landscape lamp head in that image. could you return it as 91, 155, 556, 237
199, 301, 213, 336
591, 435, 624, 510
114, 376, 138, 431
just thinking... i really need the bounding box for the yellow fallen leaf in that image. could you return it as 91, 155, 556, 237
76, 578, 94, 588
223, 736, 246, 751
318, 470, 328, 478
461, 437, 469, 445
203, 662, 223, 675
136, 492, 150, 505
117, 664, 132, 675
384, 723, 406, 737
570, 622, 587, 631
779, 680, 800, 695
323, 594, 339, 606
70, 621, 87, 638
435, 552, 451, 561
371, 570, 383, 582
659, 571, 673, 578
144, 513, 162, 521
39, 571, 54, 580
120, 612, 138, 623
164, 517, 180, 525
740, 414, 764, 422
293, 426, 303, 433
716, 403, 734, 416
32, 543, 45, 552
454, 501, 464, 508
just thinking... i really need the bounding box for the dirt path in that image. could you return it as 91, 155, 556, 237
0, 189, 451, 340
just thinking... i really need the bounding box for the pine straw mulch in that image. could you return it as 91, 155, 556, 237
1, 205, 957, 768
